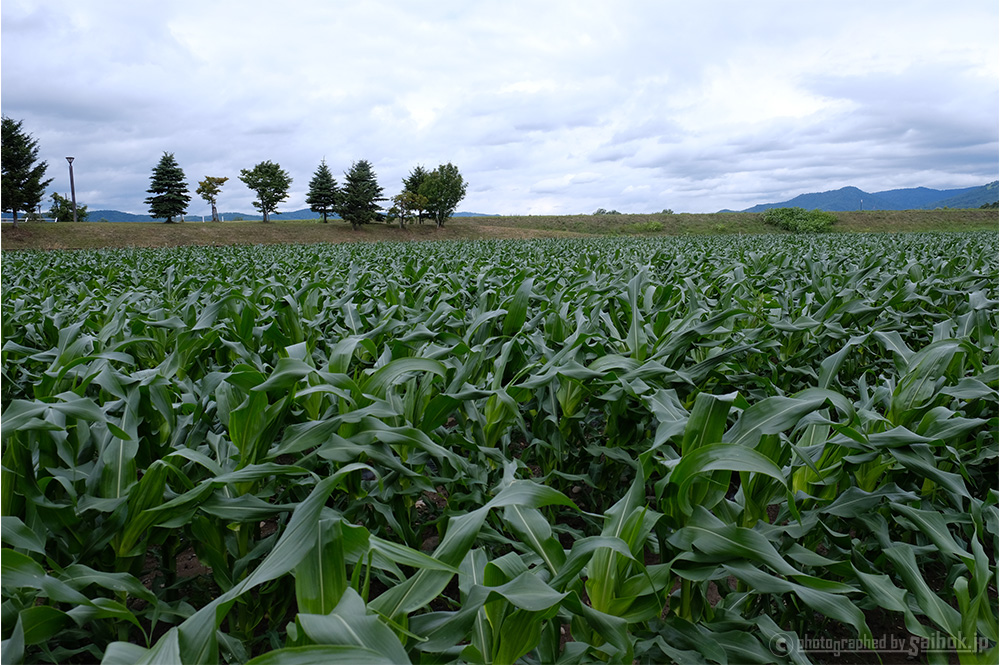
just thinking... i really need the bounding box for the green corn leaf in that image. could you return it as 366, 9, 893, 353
502, 504, 566, 575
253, 357, 315, 393
562, 591, 632, 663
135, 628, 183, 665
892, 504, 972, 563
18, 605, 72, 646
887, 446, 971, 502
493, 607, 554, 665
882, 544, 962, 637
0, 516, 46, 555
1, 615, 24, 665
0, 401, 48, 438
724, 560, 871, 640
723, 393, 830, 447
669, 517, 800, 578
360, 357, 446, 398
368, 536, 461, 574
1, 549, 91, 605
167, 463, 371, 665
851, 567, 931, 638
667, 444, 785, 515
821, 484, 919, 518
586, 473, 647, 614
245, 645, 403, 665
295, 518, 347, 615
681, 391, 738, 455
502, 276, 534, 337
296, 588, 410, 663
58, 564, 157, 604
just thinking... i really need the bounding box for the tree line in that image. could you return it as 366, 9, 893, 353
1, 116, 466, 228
141, 152, 467, 228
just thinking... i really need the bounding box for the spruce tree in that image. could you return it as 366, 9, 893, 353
305, 159, 339, 223
338, 159, 384, 229
145, 152, 190, 223
1, 116, 52, 229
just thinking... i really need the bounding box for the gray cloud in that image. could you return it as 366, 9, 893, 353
2, 1, 996, 215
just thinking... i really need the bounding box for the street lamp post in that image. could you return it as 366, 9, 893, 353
66, 157, 77, 223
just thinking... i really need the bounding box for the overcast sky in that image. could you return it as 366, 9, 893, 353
3, 1, 997, 216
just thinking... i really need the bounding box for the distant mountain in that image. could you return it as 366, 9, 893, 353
743, 186, 884, 212
741, 181, 998, 212
89, 210, 155, 222
870, 186, 973, 209
929, 181, 999, 209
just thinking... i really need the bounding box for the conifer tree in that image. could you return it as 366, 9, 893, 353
338, 159, 384, 230
145, 152, 191, 223
1, 116, 52, 229
306, 159, 339, 223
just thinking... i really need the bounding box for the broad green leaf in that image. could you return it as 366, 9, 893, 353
245, 645, 401, 665
295, 518, 347, 615
296, 589, 410, 664
723, 394, 829, 447
668, 444, 785, 515
0, 516, 45, 555
502, 276, 534, 337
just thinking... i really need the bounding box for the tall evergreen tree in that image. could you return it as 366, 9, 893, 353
305, 159, 339, 223
239, 160, 292, 223
338, 159, 384, 230
1, 116, 53, 229
145, 152, 190, 223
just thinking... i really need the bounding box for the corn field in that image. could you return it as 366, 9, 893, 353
1, 231, 997, 664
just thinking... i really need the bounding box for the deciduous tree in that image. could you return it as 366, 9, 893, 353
389, 190, 427, 229
49, 192, 89, 222
1, 116, 52, 229
306, 160, 339, 223
196, 176, 228, 222
145, 152, 191, 223
402, 165, 430, 224
419, 163, 466, 228
239, 161, 292, 223
338, 159, 384, 230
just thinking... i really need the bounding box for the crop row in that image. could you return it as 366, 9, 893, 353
1, 232, 997, 664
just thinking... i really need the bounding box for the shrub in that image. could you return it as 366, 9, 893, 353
622, 219, 664, 234
761, 207, 836, 233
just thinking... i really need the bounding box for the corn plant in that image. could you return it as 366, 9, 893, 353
1, 231, 996, 664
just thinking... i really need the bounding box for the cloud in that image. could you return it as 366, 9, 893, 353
2, 1, 996, 215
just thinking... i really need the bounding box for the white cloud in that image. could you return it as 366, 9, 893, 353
2, 0, 996, 215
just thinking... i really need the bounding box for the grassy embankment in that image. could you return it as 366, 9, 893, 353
1, 208, 996, 251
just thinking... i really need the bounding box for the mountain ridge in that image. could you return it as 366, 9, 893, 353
739, 181, 998, 213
